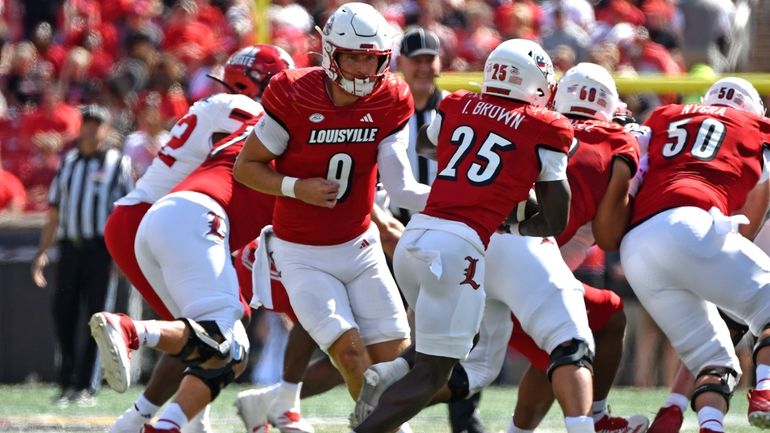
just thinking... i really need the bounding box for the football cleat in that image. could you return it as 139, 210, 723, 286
594, 413, 649, 433
235, 384, 279, 433
109, 405, 152, 433
353, 358, 410, 427
90, 312, 139, 393
748, 389, 770, 428
268, 409, 315, 433
141, 425, 181, 433
647, 406, 683, 433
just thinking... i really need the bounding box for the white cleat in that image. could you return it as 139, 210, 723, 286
268, 409, 315, 433
594, 413, 650, 433
352, 358, 410, 427
89, 312, 136, 393
109, 406, 152, 433
235, 384, 280, 433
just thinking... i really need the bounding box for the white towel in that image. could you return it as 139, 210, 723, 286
250, 225, 275, 309
709, 207, 749, 235
405, 246, 443, 280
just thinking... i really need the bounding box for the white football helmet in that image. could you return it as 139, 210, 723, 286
319, 2, 393, 97
554, 63, 620, 122
702, 77, 765, 116
482, 39, 556, 107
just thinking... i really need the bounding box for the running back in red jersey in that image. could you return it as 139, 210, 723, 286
631, 103, 770, 227
256, 67, 414, 245
423, 89, 574, 246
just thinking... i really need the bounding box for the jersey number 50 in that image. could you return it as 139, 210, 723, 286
437, 126, 515, 185
662, 118, 726, 161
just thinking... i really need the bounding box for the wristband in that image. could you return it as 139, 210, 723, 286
509, 223, 521, 235
281, 176, 298, 198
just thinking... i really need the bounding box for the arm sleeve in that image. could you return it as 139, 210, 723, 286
254, 113, 290, 156
426, 112, 443, 145
378, 125, 431, 211
760, 147, 770, 184
537, 147, 569, 181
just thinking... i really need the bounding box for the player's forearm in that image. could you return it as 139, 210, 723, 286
37, 208, 59, 255
233, 157, 285, 197
378, 148, 431, 211
593, 161, 634, 251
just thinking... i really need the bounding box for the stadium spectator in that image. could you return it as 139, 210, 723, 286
678, 0, 734, 72
0, 164, 26, 214
30, 104, 132, 406
541, 7, 590, 63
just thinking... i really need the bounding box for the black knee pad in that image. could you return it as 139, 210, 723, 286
185, 356, 247, 400
172, 318, 229, 367
752, 323, 770, 365
447, 363, 471, 402
546, 338, 594, 382
690, 367, 738, 411
718, 309, 750, 347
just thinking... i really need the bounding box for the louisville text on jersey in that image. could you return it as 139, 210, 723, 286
307, 127, 379, 144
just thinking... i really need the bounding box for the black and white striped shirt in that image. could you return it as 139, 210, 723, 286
391, 88, 447, 222
48, 146, 133, 242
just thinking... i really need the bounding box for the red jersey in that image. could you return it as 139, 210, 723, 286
260, 67, 413, 245
555, 118, 640, 246
423, 90, 574, 246
631, 103, 770, 227
172, 117, 275, 250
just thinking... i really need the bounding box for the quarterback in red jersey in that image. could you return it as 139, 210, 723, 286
233, 3, 429, 425
620, 77, 770, 432
90, 120, 276, 433
352, 39, 576, 433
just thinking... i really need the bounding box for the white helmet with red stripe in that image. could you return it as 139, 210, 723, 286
554, 62, 619, 121
702, 77, 765, 116
319, 2, 394, 97
482, 39, 556, 107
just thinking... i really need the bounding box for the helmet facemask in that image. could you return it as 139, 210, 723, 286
318, 2, 393, 97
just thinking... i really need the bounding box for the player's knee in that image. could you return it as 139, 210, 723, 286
546, 338, 594, 381
331, 345, 368, 376
173, 318, 248, 370
691, 367, 738, 411
186, 354, 248, 401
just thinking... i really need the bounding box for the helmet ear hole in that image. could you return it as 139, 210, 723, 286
482, 39, 555, 107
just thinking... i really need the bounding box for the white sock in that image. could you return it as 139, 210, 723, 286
275, 380, 301, 412
155, 402, 188, 431
664, 393, 689, 412
565, 415, 595, 433
697, 406, 724, 432
756, 364, 770, 390
135, 320, 161, 347
592, 398, 608, 422
134, 394, 161, 419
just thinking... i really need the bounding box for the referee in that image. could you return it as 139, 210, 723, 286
31, 104, 133, 405
391, 27, 448, 224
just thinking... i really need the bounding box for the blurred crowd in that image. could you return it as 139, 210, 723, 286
0, 0, 740, 213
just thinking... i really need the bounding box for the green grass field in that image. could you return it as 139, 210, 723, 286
0, 384, 760, 433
